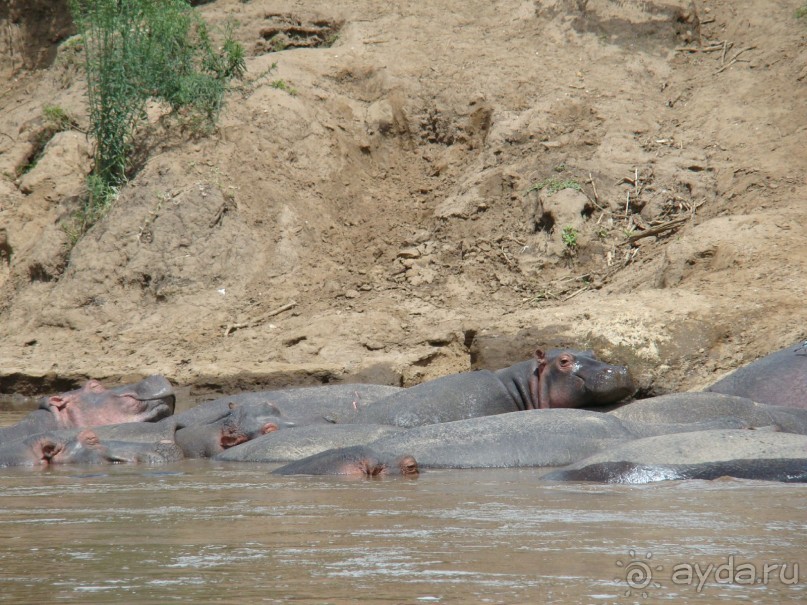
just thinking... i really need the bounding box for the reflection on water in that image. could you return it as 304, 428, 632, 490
0, 416, 805, 603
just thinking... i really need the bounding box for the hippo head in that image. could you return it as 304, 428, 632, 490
530, 349, 635, 409
219, 402, 285, 449
26, 430, 180, 466
366, 454, 419, 478
14, 430, 110, 466
40, 375, 176, 429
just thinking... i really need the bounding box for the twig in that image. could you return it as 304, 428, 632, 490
562, 286, 589, 302
224, 301, 297, 336
716, 45, 756, 74
675, 44, 724, 52
588, 172, 604, 210
499, 246, 515, 268
625, 217, 689, 243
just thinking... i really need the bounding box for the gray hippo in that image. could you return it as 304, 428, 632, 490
175, 402, 332, 458
542, 429, 807, 483
0, 423, 184, 467
608, 392, 807, 436
272, 445, 419, 477
364, 409, 636, 468
349, 349, 635, 428
0, 376, 175, 444
359, 409, 748, 469
215, 424, 401, 463
706, 340, 807, 409
216, 396, 773, 467
173, 383, 402, 427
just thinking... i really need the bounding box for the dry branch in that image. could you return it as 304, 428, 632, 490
224, 301, 297, 336
625, 217, 690, 244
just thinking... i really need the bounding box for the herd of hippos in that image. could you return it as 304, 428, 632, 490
1, 342, 806, 483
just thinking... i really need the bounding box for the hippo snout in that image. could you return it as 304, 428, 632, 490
587, 366, 635, 403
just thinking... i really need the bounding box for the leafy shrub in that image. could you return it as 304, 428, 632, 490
69, 0, 245, 220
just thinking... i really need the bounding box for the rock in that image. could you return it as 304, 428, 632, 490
18, 131, 91, 201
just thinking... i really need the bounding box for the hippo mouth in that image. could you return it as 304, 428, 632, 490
112, 375, 176, 418
140, 395, 177, 420
136, 395, 177, 421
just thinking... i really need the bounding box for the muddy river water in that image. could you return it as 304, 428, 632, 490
0, 412, 805, 604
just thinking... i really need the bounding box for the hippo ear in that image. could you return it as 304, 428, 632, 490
399, 455, 419, 476
368, 462, 384, 477
47, 395, 68, 410
85, 380, 106, 393
261, 423, 279, 435
534, 349, 548, 374
228, 401, 239, 410
39, 439, 62, 461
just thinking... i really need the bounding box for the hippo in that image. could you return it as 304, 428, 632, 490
216, 405, 757, 467
365, 409, 636, 468
172, 383, 402, 427
272, 445, 419, 477
0, 427, 184, 467
608, 392, 807, 436
0, 375, 175, 444
215, 423, 401, 463
706, 340, 807, 409
348, 349, 635, 428
542, 429, 807, 484
360, 402, 783, 469
175, 402, 331, 458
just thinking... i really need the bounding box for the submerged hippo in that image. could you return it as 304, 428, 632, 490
272, 445, 419, 477
706, 340, 807, 409
349, 349, 635, 427
0, 376, 176, 444
542, 429, 807, 484
0, 427, 184, 467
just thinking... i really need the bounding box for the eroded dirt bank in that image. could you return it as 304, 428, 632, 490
1, 0, 805, 403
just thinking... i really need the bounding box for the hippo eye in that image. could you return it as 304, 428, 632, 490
559, 355, 573, 367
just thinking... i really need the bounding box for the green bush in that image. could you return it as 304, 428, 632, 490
561, 226, 579, 250
69, 0, 245, 219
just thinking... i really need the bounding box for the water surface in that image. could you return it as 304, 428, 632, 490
0, 415, 804, 603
